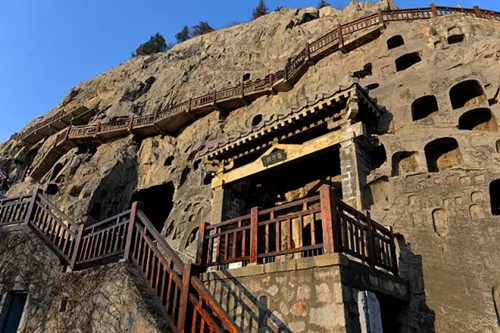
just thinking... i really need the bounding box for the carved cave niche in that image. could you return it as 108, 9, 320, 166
411, 95, 439, 121
432, 208, 449, 236
395, 52, 421, 72
391, 151, 419, 176
489, 179, 500, 216
424, 137, 463, 172
458, 108, 497, 131
449, 80, 486, 109
130, 182, 175, 232
387, 35, 404, 50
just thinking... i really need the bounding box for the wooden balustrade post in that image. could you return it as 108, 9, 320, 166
188, 98, 192, 112
473, 6, 482, 18
128, 115, 135, 132
305, 43, 312, 65
365, 210, 376, 268
430, 3, 438, 17
196, 221, 209, 267
377, 9, 384, 25
24, 188, 42, 225
337, 24, 344, 50
284, 59, 290, 82
95, 122, 101, 133
319, 185, 337, 253
250, 206, 259, 264
177, 263, 201, 332
123, 201, 143, 261
69, 223, 85, 270
389, 226, 398, 276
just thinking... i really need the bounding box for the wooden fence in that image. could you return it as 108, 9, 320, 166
0, 191, 241, 333
197, 186, 398, 275
16, 4, 500, 148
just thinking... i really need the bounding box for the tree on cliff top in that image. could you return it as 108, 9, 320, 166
318, 0, 330, 8
192, 21, 214, 37
253, 0, 268, 19
175, 25, 190, 43
132, 33, 168, 57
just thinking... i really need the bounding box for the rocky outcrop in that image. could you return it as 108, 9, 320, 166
0, 1, 500, 331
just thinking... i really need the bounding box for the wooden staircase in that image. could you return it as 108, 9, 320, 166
18, 4, 500, 181
0, 191, 241, 333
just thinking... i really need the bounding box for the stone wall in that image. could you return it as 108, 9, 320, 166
0, 226, 169, 333
201, 254, 417, 333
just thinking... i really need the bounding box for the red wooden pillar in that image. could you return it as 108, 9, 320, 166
123, 201, 143, 261
196, 221, 209, 267
24, 188, 42, 225
430, 3, 438, 17
473, 5, 482, 18
319, 185, 337, 253
377, 9, 384, 25
365, 210, 376, 268
69, 223, 85, 270
177, 263, 192, 333
128, 115, 135, 132
337, 24, 344, 51
250, 206, 259, 264
389, 226, 398, 276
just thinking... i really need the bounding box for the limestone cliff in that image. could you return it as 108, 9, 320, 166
1, 1, 500, 332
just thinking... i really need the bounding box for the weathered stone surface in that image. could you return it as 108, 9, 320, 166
0, 227, 168, 332
0, 1, 499, 332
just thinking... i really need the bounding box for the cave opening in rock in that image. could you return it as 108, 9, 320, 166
130, 182, 175, 232
50, 163, 64, 181
424, 137, 462, 172
412, 95, 439, 121
391, 151, 418, 176
45, 184, 59, 195
449, 80, 486, 109
395, 52, 421, 72
458, 108, 497, 131
447, 34, 464, 44
490, 179, 500, 215
387, 35, 404, 50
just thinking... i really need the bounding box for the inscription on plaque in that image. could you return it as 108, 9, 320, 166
262, 149, 287, 167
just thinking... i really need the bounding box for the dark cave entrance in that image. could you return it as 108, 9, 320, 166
225, 145, 342, 218
130, 182, 175, 232
449, 80, 486, 109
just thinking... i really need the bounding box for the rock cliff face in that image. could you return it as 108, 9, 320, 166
1, 1, 500, 332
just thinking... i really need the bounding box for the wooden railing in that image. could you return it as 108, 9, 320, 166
0, 192, 240, 333
0, 193, 33, 226
15, 4, 500, 148
198, 186, 398, 275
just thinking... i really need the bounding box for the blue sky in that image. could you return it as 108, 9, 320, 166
0, 0, 499, 143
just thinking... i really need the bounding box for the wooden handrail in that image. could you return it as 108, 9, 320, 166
18, 4, 499, 150
199, 186, 398, 274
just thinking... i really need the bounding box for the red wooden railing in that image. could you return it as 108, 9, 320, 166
198, 186, 398, 275
15, 4, 500, 148
0, 192, 241, 333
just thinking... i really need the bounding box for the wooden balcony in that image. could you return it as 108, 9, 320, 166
197, 185, 398, 275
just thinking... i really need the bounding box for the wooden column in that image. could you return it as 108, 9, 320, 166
196, 221, 209, 267
250, 206, 259, 264
430, 3, 438, 17
123, 201, 143, 261
24, 188, 42, 225
389, 226, 398, 276
69, 223, 85, 270
128, 115, 135, 132
177, 263, 193, 333
377, 9, 384, 25
365, 210, 376, 268
319, 185, 337, 253
473, 6, 482, 18
337, 24, 344, 50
